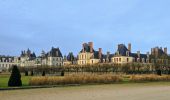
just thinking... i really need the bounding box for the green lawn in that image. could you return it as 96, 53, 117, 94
0, 74, 31, 88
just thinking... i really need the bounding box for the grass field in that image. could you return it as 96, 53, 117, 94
0, 74, 31, 88
1, 73, 170, 89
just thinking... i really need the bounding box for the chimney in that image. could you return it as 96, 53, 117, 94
151, 48, 153, 55
88, 42, 93, 53
82, 43, 85, 52
147, 52, 150, 58
155, 48, 159, 57
98, 48, 102, 59
164, 47, 167, 55
106, 51, 110, 62
128, 43, 131, 52
137, 51, 140, 58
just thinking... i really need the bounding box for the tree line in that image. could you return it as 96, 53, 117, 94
7, 63, 170, 76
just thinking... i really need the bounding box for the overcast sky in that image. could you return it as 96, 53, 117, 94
0, 0, 170, 56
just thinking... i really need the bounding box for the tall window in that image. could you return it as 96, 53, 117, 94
119, 58, 121, 62
127, 58, 129, 62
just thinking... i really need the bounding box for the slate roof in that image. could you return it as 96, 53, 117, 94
20, 49, 36, 59
0, 56, 14, 62
47, 47, 63, 57
102, 54, 114, 62
116, 44, 148, 59
117, 44, 129, 56
130, 53, 147, 59
67, 52, 76, 61
93, 51, 100, 59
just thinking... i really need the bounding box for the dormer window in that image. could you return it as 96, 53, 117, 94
117, 51, 119, 56
126, 51, 129, 56
2, 58, 5, 62
56, 51, 58, 56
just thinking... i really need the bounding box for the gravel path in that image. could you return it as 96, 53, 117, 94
1, 83, 170, 100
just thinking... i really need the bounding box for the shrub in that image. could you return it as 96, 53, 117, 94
61, 71, 64, 76
31, 71, 34, 76
168, 70, 170, 75
25, 71, 28, 76
42, 71, 45, 76
29, 74, 122, 86
156, 70, 162, 76
8, 65, 22, 87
